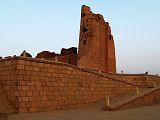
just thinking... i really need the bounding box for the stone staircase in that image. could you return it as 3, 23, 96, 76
0, 86, 15, 113
103, 86, 160, 111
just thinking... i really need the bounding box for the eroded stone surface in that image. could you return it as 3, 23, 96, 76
78, 5, 116, 73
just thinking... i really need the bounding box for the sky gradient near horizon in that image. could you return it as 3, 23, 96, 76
0, 0, 160, 74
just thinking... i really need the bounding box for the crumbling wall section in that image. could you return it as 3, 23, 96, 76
78, 5, 116, 73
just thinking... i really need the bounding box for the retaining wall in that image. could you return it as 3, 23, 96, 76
0, 57, 160, 113
105, 73, 160, 87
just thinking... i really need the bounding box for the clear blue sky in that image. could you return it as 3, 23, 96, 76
0, 0, 160, 74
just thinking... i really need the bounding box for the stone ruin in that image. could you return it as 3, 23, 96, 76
78, 5, 116, 73
0, 5, 159, 113
19, 47, 78, 66
18, 5, 117, 73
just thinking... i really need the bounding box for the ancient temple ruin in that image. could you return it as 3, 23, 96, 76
78, 5, 116, 73
0, 5, 159, 113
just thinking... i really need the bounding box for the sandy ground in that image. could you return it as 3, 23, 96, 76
4, 102, 160, 120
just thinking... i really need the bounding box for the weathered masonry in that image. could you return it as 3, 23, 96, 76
0, 57, 159, 113
78, 5, 116, 73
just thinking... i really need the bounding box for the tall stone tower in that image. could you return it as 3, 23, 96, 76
78, 5, 116, 73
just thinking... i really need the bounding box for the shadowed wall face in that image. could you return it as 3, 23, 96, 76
78, 5, 116, 73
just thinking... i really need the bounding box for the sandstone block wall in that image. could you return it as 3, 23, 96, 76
0, 57, 136, 113
15, 57, 133, 113
84, 69, 160, 88
104, 73, 160, 88
0, 57, 160, 113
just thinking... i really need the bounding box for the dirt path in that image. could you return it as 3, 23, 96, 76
7, 102, 160, 120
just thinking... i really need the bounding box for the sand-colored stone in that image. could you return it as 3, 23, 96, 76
0, 57, 160, 113
78, 5, 116, 73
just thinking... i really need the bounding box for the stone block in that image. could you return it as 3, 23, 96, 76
20, 91, 27, 96
20, 102, 26, 107
40, 91, 46, 96
32, 67, 39, 71
19, 107, 28, 113
22, 97, 29, 102
25, 102, 31, 107
45, 64, 51, 68
35, 81, 41, 86
31, 62, 37, 66
42, 96, 48, 101
25, 61, 31, 65
29, 107, 37, 113
27, 91, 33, 96
38, 63, 44, 67
17, 65, 25, 70
21, 86, 29, 91
18, 60, 25, 65
25, 66, 32, 71
14, 91, 19, 96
